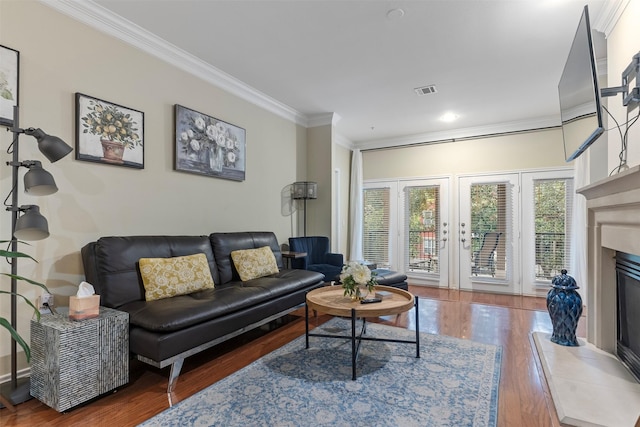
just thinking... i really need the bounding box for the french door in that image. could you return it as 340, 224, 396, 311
362, 178, 450, 287
399, 179, 450, 287
362, 181, 398, 270
459, 169, 574, 295
458, 174, 520, 293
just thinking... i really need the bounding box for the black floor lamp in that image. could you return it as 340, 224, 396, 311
292, 181, 317, 236
0, 105, 72, 408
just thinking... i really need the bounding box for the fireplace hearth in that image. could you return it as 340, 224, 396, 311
616, 251, 640, 381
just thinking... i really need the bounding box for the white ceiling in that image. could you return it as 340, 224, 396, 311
81, 0, 612, 148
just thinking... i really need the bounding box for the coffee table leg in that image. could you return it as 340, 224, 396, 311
351, 308, 357, 380
305, 301, 309, 349
415, 296, 420, 358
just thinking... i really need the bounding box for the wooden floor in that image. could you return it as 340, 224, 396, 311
0, 285, 584, 426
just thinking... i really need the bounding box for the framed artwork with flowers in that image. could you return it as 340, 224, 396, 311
75, 93, 144, 169
174, 104, 246, 181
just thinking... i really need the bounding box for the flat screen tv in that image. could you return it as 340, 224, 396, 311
558, 5, 604, 162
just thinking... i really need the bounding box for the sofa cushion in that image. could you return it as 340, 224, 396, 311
139, 253, 215, 301
120, 269, 324, 332
81, 235, 219, 308
210, 232, 284, 284
231, 246, 279, 281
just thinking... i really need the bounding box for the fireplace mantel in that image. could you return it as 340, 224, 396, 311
533, 166, 640, 426
577, 164, 640, 352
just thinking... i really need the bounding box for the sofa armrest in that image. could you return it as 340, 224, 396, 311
326, 253, 344, 267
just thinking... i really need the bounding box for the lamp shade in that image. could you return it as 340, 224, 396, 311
23, 161, 58, 196
25, 128, 73, 163
14, 205, 49, 241
292, 181, 318, 200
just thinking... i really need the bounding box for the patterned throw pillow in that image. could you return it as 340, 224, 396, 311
139, 253, 215, 301
231, 246, 279, 281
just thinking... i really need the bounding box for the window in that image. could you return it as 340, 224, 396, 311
469, 182, 511, 280
533, 178, 573, 280
363, 187, 391, 268
521, 169, 574, 294
405, 185, 440, 273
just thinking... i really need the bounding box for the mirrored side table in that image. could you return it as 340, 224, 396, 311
30, 306, 129, 412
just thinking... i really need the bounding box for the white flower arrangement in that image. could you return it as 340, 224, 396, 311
340, 261, 377, 300
179, 112, 240, 168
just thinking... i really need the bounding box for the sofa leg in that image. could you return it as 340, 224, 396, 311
167, 358, 184, 393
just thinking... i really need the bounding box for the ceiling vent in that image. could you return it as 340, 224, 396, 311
414, 85, 438, 96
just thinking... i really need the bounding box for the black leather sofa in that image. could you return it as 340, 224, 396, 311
81, 232, 324, 392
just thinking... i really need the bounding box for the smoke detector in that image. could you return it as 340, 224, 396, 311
414, 85, 438, 96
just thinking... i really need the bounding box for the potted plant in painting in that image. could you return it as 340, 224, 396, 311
80, 100, 141, 164
0, 241, 48, 362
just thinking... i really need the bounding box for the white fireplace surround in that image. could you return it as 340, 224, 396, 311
532, 165, 640, 426
577, 164, 640, 353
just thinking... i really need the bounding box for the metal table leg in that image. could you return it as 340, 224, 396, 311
351, 308, 357, 380
415, 296, 420, 358
305, 301, 309, 349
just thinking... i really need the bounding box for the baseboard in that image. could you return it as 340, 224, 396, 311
0, 367, 31, 384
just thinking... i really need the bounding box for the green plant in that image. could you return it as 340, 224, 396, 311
81, 100, 141, 149
0, 241, 49, 362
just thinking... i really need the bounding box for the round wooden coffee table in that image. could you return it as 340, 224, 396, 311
305, 285, 420, 380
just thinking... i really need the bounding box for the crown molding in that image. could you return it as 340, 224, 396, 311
355, 115, 561, 151
332, 132, 355, 151
38, 0, 308, 127
592, 0, 630, 37
307, 113, 334, 128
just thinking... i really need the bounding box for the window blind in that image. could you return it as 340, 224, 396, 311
363, 187, 390, 267
404, 186, 440, 273
469, 182, 511, 280
533, 178, 574, 280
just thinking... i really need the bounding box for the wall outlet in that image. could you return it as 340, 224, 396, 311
38, 292, 54, 314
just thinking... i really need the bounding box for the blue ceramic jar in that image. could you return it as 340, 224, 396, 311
546, 269, 583, 346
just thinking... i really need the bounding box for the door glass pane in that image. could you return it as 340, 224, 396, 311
534, 178, 573, 280
406, 186, 440, 273
363, 188, 390, 268
470, 182, 510, 280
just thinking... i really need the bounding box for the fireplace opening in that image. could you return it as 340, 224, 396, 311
616, 251, 640, 382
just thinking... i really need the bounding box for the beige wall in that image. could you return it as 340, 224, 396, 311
0, 1, 305, 375
363, 128, 567, 180
297, 124, 351, 255
304, 125, 332, 239
606, 0, 640, 173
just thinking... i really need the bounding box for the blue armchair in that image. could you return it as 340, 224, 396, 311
288, 236, 343, 282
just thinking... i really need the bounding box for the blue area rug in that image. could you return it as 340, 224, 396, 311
139, 317, 502, 426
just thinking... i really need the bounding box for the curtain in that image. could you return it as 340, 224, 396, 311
349, 149, 363, 260
570, 153, 589, 302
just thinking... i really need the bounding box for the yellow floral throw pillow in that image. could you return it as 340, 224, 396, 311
139, 253, 215, 301
231, 246, 279, 281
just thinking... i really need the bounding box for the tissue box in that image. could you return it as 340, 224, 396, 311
69, 295, 100, 320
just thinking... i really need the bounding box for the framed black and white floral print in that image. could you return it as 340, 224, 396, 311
174, 105, 246, 181
0, 45, 19, 128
